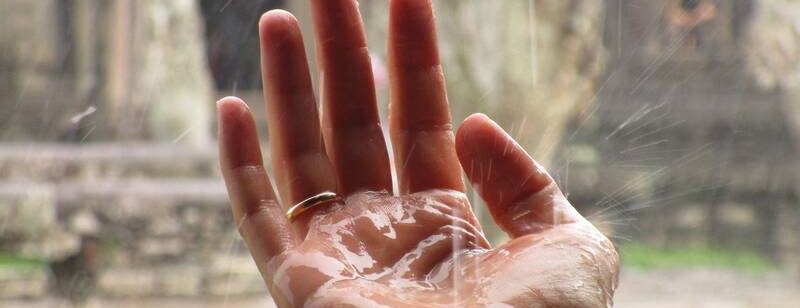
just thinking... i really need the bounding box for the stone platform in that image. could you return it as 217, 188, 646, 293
0, 143, 264, 300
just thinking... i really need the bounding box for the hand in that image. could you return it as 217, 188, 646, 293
217, 1, 618, 307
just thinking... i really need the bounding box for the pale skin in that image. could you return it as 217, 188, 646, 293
217, 1, 619, 307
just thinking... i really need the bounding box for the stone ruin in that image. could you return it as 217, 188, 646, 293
0, 0, 268, 301
2, 0, 800, 303
557, 0, 800, 274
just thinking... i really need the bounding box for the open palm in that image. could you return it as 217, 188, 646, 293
217, 0, 618, 307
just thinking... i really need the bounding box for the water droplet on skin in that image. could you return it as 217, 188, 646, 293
265, 189, 615, 306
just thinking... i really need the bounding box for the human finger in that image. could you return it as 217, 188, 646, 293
455, 114, 582, 238
218, 97, 298, 272
388, 0, 464, 194
259, 10, 337, 232
309, 0, 392, 194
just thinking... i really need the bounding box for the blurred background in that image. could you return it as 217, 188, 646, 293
1, 0, 799, 307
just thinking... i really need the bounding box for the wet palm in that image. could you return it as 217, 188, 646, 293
268, 190, 617, 307
217, 0, 618, 307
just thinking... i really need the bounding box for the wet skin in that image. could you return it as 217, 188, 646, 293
217, 0, 619, 307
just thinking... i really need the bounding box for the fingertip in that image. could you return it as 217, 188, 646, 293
217, 96, 247, 109
389, 0, 439, 69
309, 0, 368, 50
217, 97, 263, 170
217, 96, 250, 125
456, 113, 501, 159
459, 113, 493, 133
259, 9, 301, 42
468, 112, 490, 120
459, 113, 496, 135
390, 0, 434, 15
260, 9, 298, 28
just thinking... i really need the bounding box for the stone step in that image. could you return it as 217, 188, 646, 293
0, 143, 220, 181
0, 179, 229, 210
0, 179, 231, 261
0, 179, 264, 299
54, 178, 229, 209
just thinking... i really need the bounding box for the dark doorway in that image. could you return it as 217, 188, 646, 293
199, 0, 285, 90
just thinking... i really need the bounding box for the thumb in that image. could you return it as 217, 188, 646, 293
455, 114, 582, 238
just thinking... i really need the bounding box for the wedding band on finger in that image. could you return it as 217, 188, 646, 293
286, 191, 342, 222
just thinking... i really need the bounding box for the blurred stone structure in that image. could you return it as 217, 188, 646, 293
748, 0, 800, 275
0, 144, 262, 300
559, 0, 800, 273
0, 0, 252, 301
3, 0, 798, 303
0, 0, 213, 144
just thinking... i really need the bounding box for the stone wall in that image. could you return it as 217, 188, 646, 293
0, 144, 264, 301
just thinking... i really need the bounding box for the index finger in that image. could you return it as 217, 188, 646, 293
388, 0, 464, 194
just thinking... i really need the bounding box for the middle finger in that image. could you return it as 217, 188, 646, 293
310, 0, 392, 195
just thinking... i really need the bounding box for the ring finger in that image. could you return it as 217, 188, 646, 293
259, 11, 337, 233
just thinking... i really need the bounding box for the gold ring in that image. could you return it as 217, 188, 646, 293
286, 191, 341, 222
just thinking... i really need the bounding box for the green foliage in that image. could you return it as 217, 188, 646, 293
621, 243, 777, 273
0, 253, 46, 272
